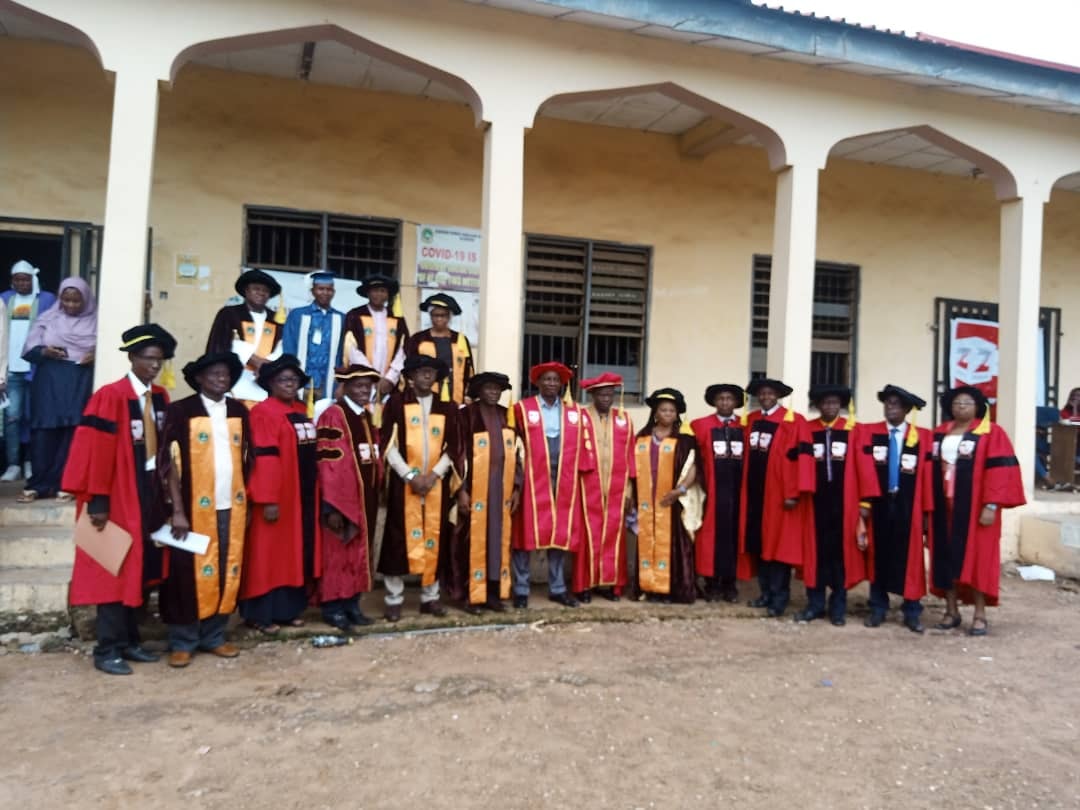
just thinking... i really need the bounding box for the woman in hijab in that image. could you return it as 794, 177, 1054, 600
18, 277, 97, 502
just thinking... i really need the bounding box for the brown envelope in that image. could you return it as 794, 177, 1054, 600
74, 510, 133, 577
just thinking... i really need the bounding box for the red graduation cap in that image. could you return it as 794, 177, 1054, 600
529, 361, 573, 385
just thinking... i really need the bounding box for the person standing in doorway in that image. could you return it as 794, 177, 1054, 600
281, 271, 344, 408
19, 277, 96, 503
1, 260, 55, 481
343, 275, 409, 399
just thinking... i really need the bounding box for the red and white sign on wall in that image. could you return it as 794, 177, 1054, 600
949, 317, 999, 412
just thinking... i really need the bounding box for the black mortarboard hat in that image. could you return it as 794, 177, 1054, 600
645, 387, 687, 414
747, 378, 794, 398
419, 293, 462, 316
877, 384, 927, 411
182, 352, 244, 392
808, 384, 852, 409
403, 355, 449, 382
234, 268, 282, 298
335, 364, 380, 382
118, 323, 177, 359
467, 371, 512, 400
704, 383, 745, 407
356, 274, 400, 298
257, 354, 310, 392
940, 385, 989, 419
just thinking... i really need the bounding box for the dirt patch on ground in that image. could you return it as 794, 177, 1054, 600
2, 577, 1079, 810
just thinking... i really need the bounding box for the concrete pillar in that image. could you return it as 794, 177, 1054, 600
94, 71, 160, 386
998, 191, 1046, 496
765, 162, 819, 405
478, 119, 526, 384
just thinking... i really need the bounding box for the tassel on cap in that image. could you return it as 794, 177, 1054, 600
848, 396, 857, 427
679, 420, 694, 436
391, 293, 403, 318
159, 359, 176, 390
273, 304, 287, 325
372, 400, 383, 429
563, 386, 573, 406
506, 390, 516, 429
306, 384, 316, 418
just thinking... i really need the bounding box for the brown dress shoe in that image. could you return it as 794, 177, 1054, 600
384, 604, 402, 622
168, 651, 193, 668
206, 643, 239, 658
419, 600, 448, 617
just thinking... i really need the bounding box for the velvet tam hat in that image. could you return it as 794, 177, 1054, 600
234, 268, 282, 298
118, 323, 178, 359
580, 371, 623, 391
746, 377, 793, 399
419, 293, 462, 315
529, 361, 573, 385
403, 354, 449, 381
356, 274, 400, 298
808, 384, 852, 409
940, 385, 989, 419
467, 371, 512, 399
182, 352, 244, 392
645, 387, 687, 414
257, 354, 311, 393
704, 383, 745, 407
877, 384, 927, 411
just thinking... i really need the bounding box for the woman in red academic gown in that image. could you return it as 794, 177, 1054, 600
929, 386, 1025, 636
240, 354, 321, 632
630, 388, 699, 604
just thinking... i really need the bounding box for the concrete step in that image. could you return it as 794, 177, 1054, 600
0, 565, 69, 613
1019, 514, 1080, 578
0, 500, 75, 529
0, 527, 75, 567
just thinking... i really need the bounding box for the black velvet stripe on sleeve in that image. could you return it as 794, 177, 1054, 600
985, 456, 1019, 469
80, 414, 117, 434
252, 446, 280, 457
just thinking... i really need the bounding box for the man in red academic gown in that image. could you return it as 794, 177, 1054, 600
796, 385, 869, 626
512, 361, 595, 609
316, 364, 383, 632
63, 324, 176, 675
859, 384, 933, 633
574, 372, 634, 603
691, 383, 745, 603
739, 377, 815, 617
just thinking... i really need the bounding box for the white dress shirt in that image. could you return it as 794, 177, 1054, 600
127, 371, 156, 471
200, 394, 235, 509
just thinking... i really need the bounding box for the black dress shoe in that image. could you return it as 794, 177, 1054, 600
94, 657, 133, 676
904, 617, 925, 634
512, 595, 528, 609
121, 646, 160, 663
575, 590, 592, 604
748, 596, 769, 608
348, 611, 375, 627
485, 599, 507, 613
324, 613, 354, 634
793, 609, 824, 623
596, 588, 619, 602
766, 607, 784, 618
419, 600, 448, 617
462, 603, 483, 615
864, 613, 885, 628
721, 590, 739, 604
830, 616, 847, 627
549, 592, 579, 608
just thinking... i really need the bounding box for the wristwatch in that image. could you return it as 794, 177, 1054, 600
404, 469, 419, 483
677, 484, 688, 495
985, 503, 998, 512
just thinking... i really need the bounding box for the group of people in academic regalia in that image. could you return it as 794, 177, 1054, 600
61, 266, 1025, 677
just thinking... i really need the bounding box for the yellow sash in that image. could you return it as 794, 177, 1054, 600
184, 415, 247, 619
240, 320, 277, 371
467, 428, 516, 603
403, 403, 445, 586
417, 334, 470, 404
635, 436, 676, 595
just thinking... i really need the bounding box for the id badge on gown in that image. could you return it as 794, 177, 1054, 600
312, 329, 323, 345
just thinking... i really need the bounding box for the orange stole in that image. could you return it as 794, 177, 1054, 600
416, 335, 470, 404
403, 403, 445, 586
635, 436, 677, 595
185, 415, 247, 620
239, 319, 277, 371
344, 314, 401, 376
467, 428, 516, 603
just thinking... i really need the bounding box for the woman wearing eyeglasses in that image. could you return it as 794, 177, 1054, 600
240, 354, 321, 634
929, 387, 1025, 636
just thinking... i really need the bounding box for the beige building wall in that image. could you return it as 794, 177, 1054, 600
3, 38, 1080, 426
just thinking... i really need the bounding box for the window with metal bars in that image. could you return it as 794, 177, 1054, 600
749, 255, 859, 390
243, 206, 401, 283
521, 235, 651, 399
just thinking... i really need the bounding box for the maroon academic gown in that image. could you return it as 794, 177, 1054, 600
929, 420, 1025, 606
737, 406, 816, 579
806, 416, 869, 590
857, 421, 932, 600
64, 378, 168, 607
691, 412, 744, 580
315, 400, 381, 601
242, 397, 322, 600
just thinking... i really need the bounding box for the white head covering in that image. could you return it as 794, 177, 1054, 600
10, 260, 40, 295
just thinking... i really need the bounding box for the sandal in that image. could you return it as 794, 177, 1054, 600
933, 613, 962, 631
16, 489, 37, 504
56, 491, 75, 503
246, 621, 281, 635
287, 618, 306, 628
968, 617, 989, 637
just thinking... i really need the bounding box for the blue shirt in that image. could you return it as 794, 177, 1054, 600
281, 304, 343, 391
539, 397, 562, 439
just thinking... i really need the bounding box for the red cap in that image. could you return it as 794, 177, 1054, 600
580, 371, 623, 391
529, 361, 573, 385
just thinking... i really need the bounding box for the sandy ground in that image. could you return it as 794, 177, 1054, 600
1, 576, 1079, 810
